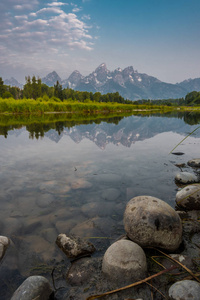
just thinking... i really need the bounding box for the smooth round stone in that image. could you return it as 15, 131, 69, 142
176, 184, 200, 210
169, 280, 200, 300
188, 158, 200, 168
102, 240, 147, 285
124, 196, 182, 251
175, 172, 198, 184
11, 276, 53, 300
0, 236, 10, 261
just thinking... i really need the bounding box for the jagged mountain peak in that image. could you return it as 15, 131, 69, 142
42, 71, 62, 86
122, 66, 135, 76
68, 70, 82, 80
4, 77, 22, 88
66, 70, 83, 88
95, 63, 108, 73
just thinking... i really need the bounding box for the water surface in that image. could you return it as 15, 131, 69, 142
0, 112, 200, 299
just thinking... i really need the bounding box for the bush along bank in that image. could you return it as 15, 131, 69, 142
1, 158, 200, 300
0, 97, 191, 115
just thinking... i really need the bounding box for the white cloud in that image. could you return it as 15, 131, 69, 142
0, 0, 94, 54
48, 2, 67, 7
72, 7, 82, 12
0, 0, 97, 80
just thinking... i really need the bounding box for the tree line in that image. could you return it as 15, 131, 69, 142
133, 91, 200, 106
0, 75, 200, 106
0, 76, 133, 104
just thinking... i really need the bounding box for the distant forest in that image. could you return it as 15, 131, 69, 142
0, 76, 200, 106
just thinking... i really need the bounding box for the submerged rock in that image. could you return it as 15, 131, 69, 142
101, 188, 121, 201
102, 240, 147, 285
56, 234, 96, 260
175, 172, 199, 184
67, 257, 100, 286
169, 280, 200, 300
0, 236, 10, 262
176, 184, 200, 210
10, 276, 53, 300
124, 196, 182, 251
188, 158, 200, 168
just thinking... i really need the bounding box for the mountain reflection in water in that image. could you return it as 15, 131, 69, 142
1, 111, 200, 149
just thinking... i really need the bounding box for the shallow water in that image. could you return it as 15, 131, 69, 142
0, 112, 200, 299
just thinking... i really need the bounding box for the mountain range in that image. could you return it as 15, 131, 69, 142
4, 63, 200, 100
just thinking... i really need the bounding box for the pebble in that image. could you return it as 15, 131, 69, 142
176, 184, 200, 210
175, 172, 199, 184
0, 236, 10, 262
188, 158, 200, 168
169, 280, 200, 300
56, 234, 96, 260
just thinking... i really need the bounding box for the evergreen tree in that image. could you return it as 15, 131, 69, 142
54, 81, 63, 100
0, 77, 6, 97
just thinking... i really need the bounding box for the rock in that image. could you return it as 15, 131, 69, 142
0, 236, 10, 262
102, 240, 147, 285
56, 234, 96, 260
176, 184, 200, 210
101, 188, 121, 201
175, 172, 199, 184
10, 276, 53, 300
124, 196, 182, 251
188, 158, 200, 168
66, 257, 100, 286
176, 210, 200, 220
172, 152, 185, 155
81, 201, 114, 218
70, 219, 103, 237
169, 280, 200, 300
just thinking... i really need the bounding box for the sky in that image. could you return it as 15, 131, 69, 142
0, 0, 200, 84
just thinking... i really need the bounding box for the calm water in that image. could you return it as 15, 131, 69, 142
0, 112, 200, 298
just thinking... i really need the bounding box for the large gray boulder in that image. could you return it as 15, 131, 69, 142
0, 236, 10, 262
124, 196, 182, 251
102, 240, 147, 285
188, 158, 200, 168
175, 172, 199, 184
56, 234, 95, 260
169, 280, 200, 300
11, 276, 53, 300
176, 184, 200, 210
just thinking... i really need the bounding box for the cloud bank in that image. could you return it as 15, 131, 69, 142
0, 0, 94, 80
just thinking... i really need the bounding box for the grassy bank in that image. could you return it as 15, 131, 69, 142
0, 97, 180, 114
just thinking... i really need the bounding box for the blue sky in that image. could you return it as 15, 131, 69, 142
0, 0, 200, 83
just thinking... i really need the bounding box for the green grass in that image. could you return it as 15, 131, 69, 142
1, 97, 200, 116
0, 97, 178, 114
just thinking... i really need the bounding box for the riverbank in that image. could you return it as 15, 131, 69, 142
1, 97, 200, 115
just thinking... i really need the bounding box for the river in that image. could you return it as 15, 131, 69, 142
0, 111, 200, 299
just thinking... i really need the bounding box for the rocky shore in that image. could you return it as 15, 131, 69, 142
1, 159, 200, 300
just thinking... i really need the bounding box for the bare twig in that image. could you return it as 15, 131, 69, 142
86, 265, 177, 300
